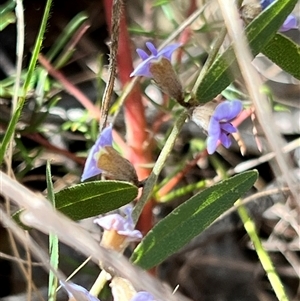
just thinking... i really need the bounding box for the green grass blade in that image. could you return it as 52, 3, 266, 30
46, 161, 59, 301
236, 200, 289, 301
46, 11, 88, 62
0, 0, 53, 164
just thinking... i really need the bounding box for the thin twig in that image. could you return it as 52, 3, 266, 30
0, 252, 44, 266
218, 2, 294, 300
99, 0, 123, 133
0, 172, 191, 301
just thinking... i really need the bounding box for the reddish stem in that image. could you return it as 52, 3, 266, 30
24, 133, 85, 165
104, 0, 154, 235
38, 54, 101, 120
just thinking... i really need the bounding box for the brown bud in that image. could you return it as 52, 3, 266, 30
149, 57, 183, 103
97, 146, 140, 186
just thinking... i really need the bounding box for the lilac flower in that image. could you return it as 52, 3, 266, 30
94, 206, 142, 242
260, 0, 297, 32
130, 42, 181, 78
206, 100, 242, 154
81, 125, 113, 181
192, 100, 243, 154
61, 282, 100, 301
279, 15, 298, 32
130, 42, 184, 103
130, 291, 156, 301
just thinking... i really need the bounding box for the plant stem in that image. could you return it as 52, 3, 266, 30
236, 200, 289, 301
132, 110, 189, 224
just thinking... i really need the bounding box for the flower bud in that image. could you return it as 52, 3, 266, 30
97, 146, 140, 187
149, 57, 183, 102
110, 277, 136, 301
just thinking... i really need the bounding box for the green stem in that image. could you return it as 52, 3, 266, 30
0, 0, 53, 164
236, 200, 289, 301
132, 110, 189, 224
89, 270, 111, 297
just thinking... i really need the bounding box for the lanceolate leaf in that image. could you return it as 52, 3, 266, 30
55, 181, 138, 220
195, 0, 298, 103
131, 171, 258, 269
261, 33, 300, 80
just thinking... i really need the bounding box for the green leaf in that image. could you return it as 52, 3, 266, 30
55, 181, 138, 220
0, 0, 15, 16
131, 171, 258, 269
262, 33, 300, 80
46, 162, 59, 301
195, 0, 298, 103
0, 12, 15, 31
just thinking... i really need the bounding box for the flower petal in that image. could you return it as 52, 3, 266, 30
81, 146, 102, 181
130, 57, 153, 77
81, 125, 113, 181
131, 43, 181, 78
100, 125, 113, 146
158, 43, 181, 61
61, 282, 101, 301
280, 15, 297, 32
208, 116, 221, 137
206, 135, 219, 154
260, 0, 273, 10
94, 214, 126, 230
213, 100, 243, 121
220, 132, 232, 148
146, 42, 158, 56
136, 48, 150, 60
130, 291, 156, 301
94, 213, 143, 241
220, 122, 236, 134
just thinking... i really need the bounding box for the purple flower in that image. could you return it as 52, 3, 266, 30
130, 291, 156, 301
206, 100, 242, 154
81, 125, 113, 181
130, 42, 181, 78
280, 15, 298, 32
260, 0, 297, 32
94, 206, 142, 242
60, 282, 100, 301
130, 42, 184, 102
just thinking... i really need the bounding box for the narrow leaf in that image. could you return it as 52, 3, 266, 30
195, 0, 298, 102
46, 161, 59, 301
132, 171, 258, 269
262, 33, 300, 80
0, 0, 53, 164
55, 181, 138, 220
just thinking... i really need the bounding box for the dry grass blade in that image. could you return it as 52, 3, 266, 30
0, 171, 191, 301
217, 0, 299, 209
